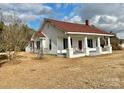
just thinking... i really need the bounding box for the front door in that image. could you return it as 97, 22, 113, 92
78, 40, 82, 50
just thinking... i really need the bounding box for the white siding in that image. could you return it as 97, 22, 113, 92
42, 23, 66, 54
25, 44, 31, 52
57, 37, 63, 50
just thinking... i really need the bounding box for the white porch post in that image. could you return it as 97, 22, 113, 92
32, 41, 35, 53
107, 37, 112, 53
68, 35, 71, 49
108, 37, 111, 47
66, 35, 73, 58
32, 41, 34, 52
34, 41, 37, 52
84, 36, 89, 56
97, 37, 101, 47
96, 37, 102, 54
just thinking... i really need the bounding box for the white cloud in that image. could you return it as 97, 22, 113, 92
74, 4, 124, 20
64, 15, 82, 23
65, 4, 124, 38
90, 15, 101, 24
98, 15, 118, 24
69, 15, 82, 23
0, 3, 53, 23
90, 15, 118, 28
19, 14, 38, 22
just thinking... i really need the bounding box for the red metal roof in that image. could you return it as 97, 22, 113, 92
35, 31, 45, 37
45, 18, 112, 35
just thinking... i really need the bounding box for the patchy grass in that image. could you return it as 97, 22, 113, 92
0, 50, 124, 88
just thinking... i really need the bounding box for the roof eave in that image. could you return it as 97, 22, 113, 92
66, 32, 114, 37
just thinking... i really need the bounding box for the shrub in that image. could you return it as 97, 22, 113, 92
112, 43, 123, 50
110, 33, 123, 50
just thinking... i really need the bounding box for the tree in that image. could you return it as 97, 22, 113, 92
0, 22, 34, 60
0, 21, 4, 31
110, 32, 122, 50
0, 9, 41, 60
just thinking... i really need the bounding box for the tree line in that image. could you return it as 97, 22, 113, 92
0, 20, 34, 60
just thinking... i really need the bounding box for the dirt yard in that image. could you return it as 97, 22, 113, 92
0, 50, 124, 89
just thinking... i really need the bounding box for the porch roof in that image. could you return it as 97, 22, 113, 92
44, 18, 113, 36
35, 31, 45, 37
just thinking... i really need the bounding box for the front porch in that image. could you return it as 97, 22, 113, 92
57, 35, 112, 58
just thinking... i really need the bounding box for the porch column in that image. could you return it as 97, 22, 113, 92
34, 41, 37, 52
96, 37, 102, 54
84, 36, 89, 56
66, 35, 73, 58
108, 37, 111, 47
31, 41, 35, 53
97, 37, 101, 47
30, 41, 34, 52
68, 35, 71, 49
107, 37, 112, 53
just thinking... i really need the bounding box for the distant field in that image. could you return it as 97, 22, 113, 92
0, 50, 124, 88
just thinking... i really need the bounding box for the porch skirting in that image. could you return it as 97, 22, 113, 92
65, 46, 112, 58
66, 48, 86, 58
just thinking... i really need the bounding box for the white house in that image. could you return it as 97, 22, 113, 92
26, 18, 114, 58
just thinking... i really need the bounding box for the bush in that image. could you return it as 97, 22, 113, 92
110, 34, 123, 50
111, 43, 123, 50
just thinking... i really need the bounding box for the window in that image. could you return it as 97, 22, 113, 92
96, 40, 97, 47
63, 38, 68, 49
71, 38, 73, 46
78, 40, 82, 50
63, 38, 72, 49
36, 41, 40, 49
49, 39, 52, 50
30, 41, 34, 48
30, 41, 32, 47
88, 39, 93, 48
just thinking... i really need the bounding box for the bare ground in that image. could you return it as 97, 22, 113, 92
0, 50, 124, 89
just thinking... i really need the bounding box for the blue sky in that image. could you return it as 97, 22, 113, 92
27, 4, 78, 30
0, 3, 124, 39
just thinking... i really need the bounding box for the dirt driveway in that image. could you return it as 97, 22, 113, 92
0, 50, 124, 88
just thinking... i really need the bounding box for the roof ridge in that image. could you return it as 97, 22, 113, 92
44, 18, 86, 26
43, 18, 112, 35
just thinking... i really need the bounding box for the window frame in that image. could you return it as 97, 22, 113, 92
88, 39, 93, 48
